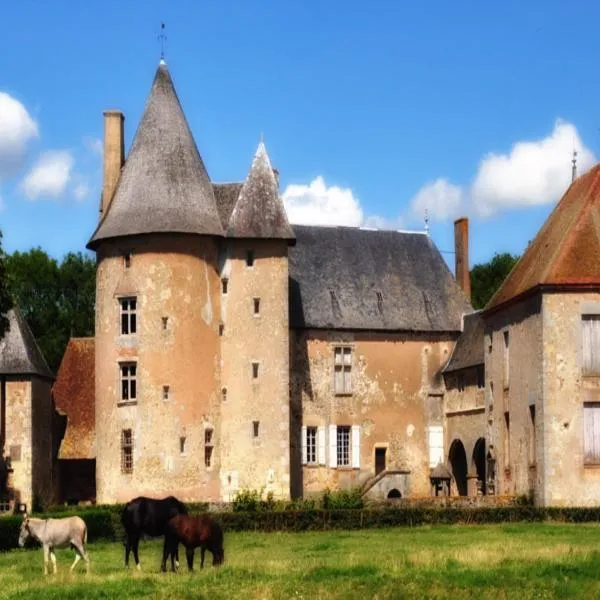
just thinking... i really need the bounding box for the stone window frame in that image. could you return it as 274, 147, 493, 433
333, 345, 353, 396
119, 361, 137, 404
204, 426, 214, 468
336, 426, 351, 467
121, 429, 134, 474
119, 296, 137, 336
583, 402, 600, 466
581, 313, 600, 376
305, 426, 317, 465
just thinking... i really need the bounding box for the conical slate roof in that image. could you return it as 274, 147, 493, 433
226, 142, 295, 241
88, 62, 224, 249
0, 308, 53, 379
487, 163, 600, 310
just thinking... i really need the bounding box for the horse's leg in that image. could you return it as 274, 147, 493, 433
43, 545, 49, 575
70, 553, 81, 572
132, 535, 141, 570
186, 546, 194, 572
200, 547, 205, 569
50, 549, 57, 575
161, 536, 169, 573
125, 535, 131, 568
71, 541, 86, 572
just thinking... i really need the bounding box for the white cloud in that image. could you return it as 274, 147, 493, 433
409, 119, 595, 221
20, 150, 74, 200
73, 181, 90, 202
282, 176, 364, 226
410, 178, 464, 222
83, 136, 102, 156
0, 92, 38, 179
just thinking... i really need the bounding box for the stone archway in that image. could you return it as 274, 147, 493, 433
387, 488, 401, 499
449, 439, 468, 496
473, 438, 486, 495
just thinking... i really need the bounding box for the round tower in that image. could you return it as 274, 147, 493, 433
88, 63, 224, 503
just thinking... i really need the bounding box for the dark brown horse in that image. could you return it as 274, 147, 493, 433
163, 514, 224, 572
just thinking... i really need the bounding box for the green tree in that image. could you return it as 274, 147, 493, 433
0, 232, 13, 339
5, 249, 96, 373
470, 252, 520, 310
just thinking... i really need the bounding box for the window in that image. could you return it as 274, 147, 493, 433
584, 403, 600, 464
162, 316, 169, 330
120, 298, 137, 335
219, 323, 224, 336
503, 412, 510, 468
121, 429, 133, 474
252, 362, 259, 379
180, 436, 186, 455
337, 426, 350, 466
221, 278, 228, 294
120, 363, 137, 402
503, 331, 510, 388
582, 316, 600, 375
163, 385, 170, 401
253, 298, 260, 315
306, 427, 317, 464
477, 366, 485, 389
124, 252, 132, 269
246, 250, 255, 267
457, 374, 466, 392
204, 428, 213, 467
334, 347, 352, 394
253, 421, 260, 438
428, 426, 444, 468
529, 405, 536, 464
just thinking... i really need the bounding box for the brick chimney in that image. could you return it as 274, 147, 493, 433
100, 110, 125, 219
454, 217, 471, 300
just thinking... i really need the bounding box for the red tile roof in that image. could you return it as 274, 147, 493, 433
52, 338, 95, 460
487, 164, 600, 311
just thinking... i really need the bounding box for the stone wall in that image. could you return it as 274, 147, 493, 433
290, 330, 456, 498
484, 295, 542, 500
541, 292, 600, 506
95, 235, 222, 503
219, 240, 291, 501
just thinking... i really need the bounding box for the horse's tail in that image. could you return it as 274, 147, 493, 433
83, 522, 88, 549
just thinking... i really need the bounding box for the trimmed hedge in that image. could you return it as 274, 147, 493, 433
3, 505, 600, 552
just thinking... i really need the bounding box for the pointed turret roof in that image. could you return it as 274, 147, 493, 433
487, 164, 600, 311
226, 142, 295, 241
0, 308, 53, 379
88, 62, 224, 249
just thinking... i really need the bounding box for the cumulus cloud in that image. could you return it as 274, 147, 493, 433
73, 181, 90, 202
20, 150, 74, 200
410, 178, 464, 222
0, 92, 38, 179
282, 176, 364, 226
409, 119, 595, 221
83, 136, 102, 156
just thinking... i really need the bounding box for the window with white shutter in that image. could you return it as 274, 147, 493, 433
301, 426, 307, 465
584, 403, 600, 464
306, 427, 317, 465
328, 424, 337, 468
428, 426, 444, 468
337, 426, 350, 466
582, 316, 600, 376
317, 426, 326, 465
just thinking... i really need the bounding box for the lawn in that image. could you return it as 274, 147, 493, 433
1, 523, 600, 599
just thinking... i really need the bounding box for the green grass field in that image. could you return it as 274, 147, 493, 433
1, 523, 600, 599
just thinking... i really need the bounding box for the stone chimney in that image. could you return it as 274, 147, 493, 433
454, 217, 471, 300
100, 110, 125, 219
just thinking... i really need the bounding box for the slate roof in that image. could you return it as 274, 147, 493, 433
289, 225, 472, 331
227, 143, 295, 241
0, 308, 53, 379
443, 311, 484, 372
53, 338, 95, 460
88, 61, 224, 249
213, 182, 242, 230
487, 163, 600, 310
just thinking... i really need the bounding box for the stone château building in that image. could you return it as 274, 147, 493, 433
3, 59, 600, 509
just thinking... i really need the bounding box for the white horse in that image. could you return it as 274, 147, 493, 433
18, 513, 90, 575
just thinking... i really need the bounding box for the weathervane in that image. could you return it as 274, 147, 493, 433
158, 22, 167, 63
572, 148, 578, 182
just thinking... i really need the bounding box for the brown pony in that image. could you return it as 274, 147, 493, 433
163, 514, 224, 572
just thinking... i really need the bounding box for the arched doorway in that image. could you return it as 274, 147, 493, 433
449, 439, 468, 496
473, 438, 486, 494
387, 488, 401, 499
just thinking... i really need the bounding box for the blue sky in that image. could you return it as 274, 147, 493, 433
1, 0, 599, 267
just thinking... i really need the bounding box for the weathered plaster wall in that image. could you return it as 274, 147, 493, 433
95, 235, 222, 503
541, 292, 600, 506
290, 330, 455, 498
485, 295, 542, 500
5, 379, 32, 508
220, 240, 290, 501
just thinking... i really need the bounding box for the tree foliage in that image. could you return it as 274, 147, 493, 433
470, 252, 520, 309
5, 249, 95, 373
0, 232, 13, 339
